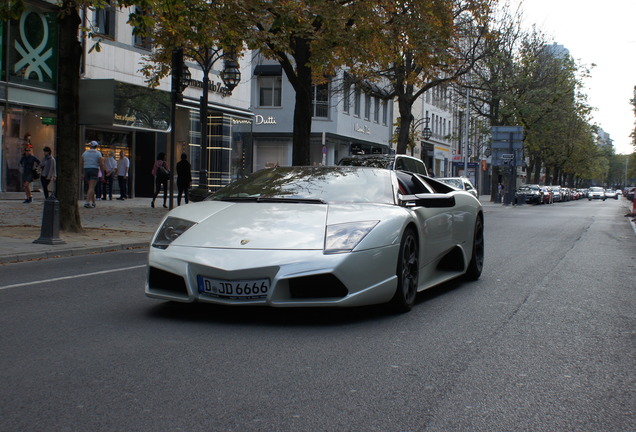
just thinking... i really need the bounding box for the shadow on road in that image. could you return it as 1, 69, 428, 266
145, 278, 466, 327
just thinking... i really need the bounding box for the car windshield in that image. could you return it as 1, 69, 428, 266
590, 187, 603, 192
209, 166, 396, 204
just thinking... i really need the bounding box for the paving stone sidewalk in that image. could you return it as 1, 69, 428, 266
0, 194, 170, 264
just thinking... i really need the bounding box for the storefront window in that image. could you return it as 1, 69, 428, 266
254, 140, 291, 171
184, 109, 252, 190
84, 130, 132, 195
2, 109, 56, 192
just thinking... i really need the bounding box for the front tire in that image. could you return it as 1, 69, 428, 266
390, 228, 419, 313
464, 215, 484, 281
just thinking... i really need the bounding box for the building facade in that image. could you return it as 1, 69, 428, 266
1, 3, 59, 193
250, 56, 394, 169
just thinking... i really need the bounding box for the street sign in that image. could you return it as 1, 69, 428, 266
491, 126, 523, 150
501, 153, 514, 160
491, 126, 523, 142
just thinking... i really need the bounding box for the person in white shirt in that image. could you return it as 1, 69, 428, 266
80, 141, 106, 208
116, 151, 130, 200
102, 151, 117, 200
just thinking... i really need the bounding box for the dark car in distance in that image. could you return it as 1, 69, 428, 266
516, 184, 544, 204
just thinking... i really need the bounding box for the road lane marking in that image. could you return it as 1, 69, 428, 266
0, 265, 146, 291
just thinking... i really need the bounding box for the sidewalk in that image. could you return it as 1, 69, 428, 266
0, 193, 170, 264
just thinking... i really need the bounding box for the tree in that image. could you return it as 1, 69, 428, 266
341, 0, 495, 155
234, 1, 364, 165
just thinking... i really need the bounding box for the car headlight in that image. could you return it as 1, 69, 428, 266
152, 217, 196, 249
324, 221, 379, 254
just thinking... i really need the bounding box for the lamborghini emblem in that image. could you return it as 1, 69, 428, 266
240, 239, 250, 245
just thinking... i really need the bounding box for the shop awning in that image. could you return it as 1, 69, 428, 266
79, 79, 171, 132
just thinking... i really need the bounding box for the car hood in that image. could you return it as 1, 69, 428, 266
168, 201, 329, 250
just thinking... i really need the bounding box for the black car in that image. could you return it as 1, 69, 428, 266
516, 184, 544, 204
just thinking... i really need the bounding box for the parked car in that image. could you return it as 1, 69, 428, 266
146, 166, 484, 313
516, 184, 543, 204
541, 186, 553, 204
436, 177, 479, 198
588, 186, 606, 201
550, 186, 563, 202
604, 189, 619, 200
338, 154, 429, 176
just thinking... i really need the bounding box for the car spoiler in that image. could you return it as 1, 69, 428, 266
400, 193, 456, 208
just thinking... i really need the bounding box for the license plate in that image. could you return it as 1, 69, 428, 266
197, 276, 269, 300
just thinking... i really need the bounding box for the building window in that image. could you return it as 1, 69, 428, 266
133, 8, 152, 49
93, 1, 115, 38
343, 80, 351, 114
382, 100, 388, 125
354, 86, 361, 117
259, 76, 282, 107
364, 94, 371, 120
373, 97, 380, 123
312, 83, 329, 118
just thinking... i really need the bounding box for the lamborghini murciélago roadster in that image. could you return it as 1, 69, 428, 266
146, 166, 484, 312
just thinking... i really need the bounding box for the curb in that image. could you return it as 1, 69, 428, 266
0, 241, 149, 265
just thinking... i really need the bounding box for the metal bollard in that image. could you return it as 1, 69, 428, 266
33, 195, 66, 245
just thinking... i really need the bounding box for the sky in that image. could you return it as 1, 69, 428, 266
509, 0, 636, 154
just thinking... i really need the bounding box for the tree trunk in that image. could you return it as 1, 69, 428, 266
292, 65, 312, 166
395, 82, 414, 155
285, 37, 312, 166
57, 3, 82, 232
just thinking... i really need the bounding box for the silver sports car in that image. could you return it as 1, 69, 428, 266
146, 166, 484, 312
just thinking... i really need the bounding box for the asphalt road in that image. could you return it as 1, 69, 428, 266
1, 199, 634, 432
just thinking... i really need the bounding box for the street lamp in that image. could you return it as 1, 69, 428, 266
220, 55, 241, 92
422, 116, 432, 141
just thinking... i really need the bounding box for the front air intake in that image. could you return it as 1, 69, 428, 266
288, 274, 348, 299
148, 267, 188, 296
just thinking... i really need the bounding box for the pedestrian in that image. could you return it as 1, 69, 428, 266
96, 168, 103, 200
80, 141, 106, 208
176, 152, 192, 206
19, 144, 40, 203
102, 151, 117, 200
40, 146, 57, 199
116, 150, 130, 200
151, 152, 169, 208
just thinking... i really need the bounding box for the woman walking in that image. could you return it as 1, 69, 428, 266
151, 152, 169, 208
19, 145, 40, 203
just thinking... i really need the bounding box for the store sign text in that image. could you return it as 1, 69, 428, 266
255, 115, 277, 125
354, 123, 371, 135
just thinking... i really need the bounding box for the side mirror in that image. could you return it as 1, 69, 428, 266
400, 193, 456, 208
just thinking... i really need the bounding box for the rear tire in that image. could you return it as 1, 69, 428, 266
464, 215, 484, 281
389, 228, 419, 313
